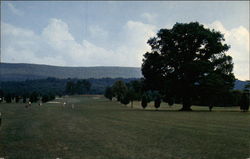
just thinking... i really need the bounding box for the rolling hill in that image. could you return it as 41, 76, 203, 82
0, 63, 142, 81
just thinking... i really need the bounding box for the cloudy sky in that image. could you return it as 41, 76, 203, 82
1, 1, 249, 80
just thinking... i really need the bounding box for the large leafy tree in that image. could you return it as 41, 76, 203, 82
142, 22, 235, 111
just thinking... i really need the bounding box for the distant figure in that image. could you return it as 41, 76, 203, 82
71, 104, 74, 109
209, 105, 213, 111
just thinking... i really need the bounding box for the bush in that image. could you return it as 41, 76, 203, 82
30, 92, 38, 103
23, 96, 27, 103
154, 95, 161, 110
240, 91, 250, 112
141, 94, 148, 109
42, 95, 49, 103
104, 87, 113, 100
5, 94, 12, 103
120, 93, 130, 105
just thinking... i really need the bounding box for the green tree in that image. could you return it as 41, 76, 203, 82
240, 90, 250, 112
15, 96, 20, 103
30, 92, 38, 103
126, 88, 136, 108
42, 95, 49, 103
65, 81, 75, 95
76, 80, 91, 94
154, 94, 161, 110
112, 80, 127, 101
120, 92, 130, 105
5, 94, 12, 103
142, 22, 235, 111
23, 96, 27, 103
141, 94, 148, 109
104, 86, 113, 100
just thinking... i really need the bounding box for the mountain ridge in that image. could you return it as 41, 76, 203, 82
0, 62, 142, 81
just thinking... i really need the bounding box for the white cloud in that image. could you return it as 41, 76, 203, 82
88, 25, 108, 39
7, 3, 23, 16
206, 21, 249, 81
1, 18, 157, 67
118, 20, 157, 66
141, 13, 158, 23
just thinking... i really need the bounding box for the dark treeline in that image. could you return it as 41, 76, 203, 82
0, 77, 138, 103
105, 79, 250, 111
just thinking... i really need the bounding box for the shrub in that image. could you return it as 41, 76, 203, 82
154, 95, 161, 110
141, 94, 148, 109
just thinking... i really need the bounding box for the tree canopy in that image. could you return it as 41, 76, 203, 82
142, 22, 235, 110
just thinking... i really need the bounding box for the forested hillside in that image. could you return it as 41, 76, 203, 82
0, 63, 142, 81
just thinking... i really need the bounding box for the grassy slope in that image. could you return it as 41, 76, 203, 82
0, 96, 249, 159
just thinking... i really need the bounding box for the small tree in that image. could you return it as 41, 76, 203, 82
30, 92, 38, 103
127, 88, 136, 108
49, 93, 55, 101
112, 80, 127, 101
104, 86, 113, 100
42, 95, 49, 103
5, 94, 12, 103
15, 96, 20, 103
120, 92, 130, 105
240, 90, 250, 112
141, 94, 148, 109
23, 96, 27, 103
154, 94, 161, 110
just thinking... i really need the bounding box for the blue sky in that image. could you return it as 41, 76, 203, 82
1, 1, 249, 80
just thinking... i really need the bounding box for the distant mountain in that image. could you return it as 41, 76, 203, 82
234, 80, 249, 90
0, 63, 142, 81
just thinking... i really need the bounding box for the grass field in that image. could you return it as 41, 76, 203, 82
0, 95, 249, 159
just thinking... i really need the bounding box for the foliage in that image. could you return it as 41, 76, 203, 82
104, 87, 113, 100
30, 92, 39, 103
1, 77, 137, 97
142, 22, 235, 110
15, 96, 20, 103
65, 80, 91, 95
120, 92, 130, 105
154, 94, 161, 110
112, 80, 128, 101
5, 94, 12, 103
240, 90, 250, 112
23, 96, 27, 103
141, 94, 148, 109
42, 95, 49, 103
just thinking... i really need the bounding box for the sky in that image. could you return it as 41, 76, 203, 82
1, 1, 249, 80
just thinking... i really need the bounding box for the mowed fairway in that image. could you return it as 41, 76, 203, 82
0, 95, 249, 159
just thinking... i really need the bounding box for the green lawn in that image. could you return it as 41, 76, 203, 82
0, 95, 249, 159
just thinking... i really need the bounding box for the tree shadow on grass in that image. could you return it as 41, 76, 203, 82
123, 108, 244, 113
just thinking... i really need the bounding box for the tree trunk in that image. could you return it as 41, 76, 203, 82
179, 96, 192, 111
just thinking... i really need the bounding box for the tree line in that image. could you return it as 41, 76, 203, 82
0, 79, 90, 104
104, 79, 249, 111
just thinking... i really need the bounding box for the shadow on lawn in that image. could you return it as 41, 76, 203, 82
122, 108, 244, 113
